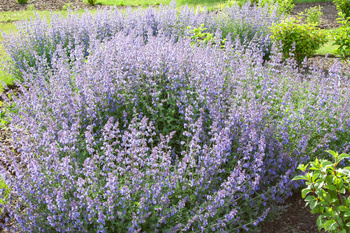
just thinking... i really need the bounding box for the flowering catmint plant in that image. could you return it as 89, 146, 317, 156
1, 3, 350, 233
1, 1, 280, 81
1, 28, 350, 232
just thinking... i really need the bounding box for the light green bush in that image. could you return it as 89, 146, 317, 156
270, 17, 328, 63
17, 0, 28, 4
305, 6, 323, 26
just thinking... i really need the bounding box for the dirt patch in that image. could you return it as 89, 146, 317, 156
291, 1, 341, 29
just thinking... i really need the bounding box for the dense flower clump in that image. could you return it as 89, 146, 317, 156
2, 2, 277, 80
1, 2, 350, 233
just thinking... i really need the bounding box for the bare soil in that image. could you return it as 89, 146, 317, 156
0, 1, 349, 233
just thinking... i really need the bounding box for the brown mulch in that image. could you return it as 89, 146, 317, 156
0, 1, 349, 233
0, 0, 111, 12
291, 1, 341, 29
259, 192, 326, 233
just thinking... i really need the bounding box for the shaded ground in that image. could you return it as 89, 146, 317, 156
259, 191, 326, 233
0, 1, 349, 233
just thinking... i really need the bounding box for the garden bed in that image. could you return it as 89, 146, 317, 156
0, 1, 349, 233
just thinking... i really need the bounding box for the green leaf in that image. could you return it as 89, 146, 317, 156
325, 185, 338, 191
292, 175, 308, 181
310, 200, 318, 210
305, 195, 316, 202
316, 181, 325, 189
343, 211, 350, 218
330, 198, 339, 204
327, 150, 338, 158
321, 160, 333, 167
339, 168, 350, 177
323, 219, 336, 231
338, 153, 350, 163
319, 201, 329, 206
315, 189, 324, 197
312, 173, 320, 182
338, 206, 349, 212
326, 175, 334, 185
302, 188, 313, 198
317, 215, 325, 231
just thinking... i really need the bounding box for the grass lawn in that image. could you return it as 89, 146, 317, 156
0, 22, 16, 94
315, 39, 339, 55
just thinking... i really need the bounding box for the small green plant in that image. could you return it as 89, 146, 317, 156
187, 24, 215, 46
62, 3, 72, 11
187, 24, 226, 48
332, 12, 350, 62
333, 0, 350, 19
305, 6, 323, 26
27, 4, 34, 11
87, 0, 98, 6
270, 16, 328, 63
17, 0, 28, 4
293, 150, 350, 233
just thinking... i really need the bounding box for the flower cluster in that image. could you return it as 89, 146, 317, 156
1, 1, 279, 81
0, 2, 350, 233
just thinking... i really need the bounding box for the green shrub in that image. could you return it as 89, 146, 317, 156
333, 0, 350, 19
293, 150, 350, 233
332, 12, 350, 62
17, 0, 28, 4
305, 6, 323, 26
187, 24, 226, 49
86, 0, 98, 6
270, 17, 328, 63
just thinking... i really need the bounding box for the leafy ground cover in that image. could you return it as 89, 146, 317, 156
0, 0, 349, 232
